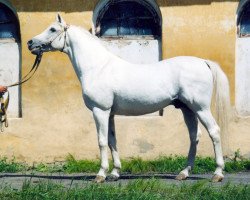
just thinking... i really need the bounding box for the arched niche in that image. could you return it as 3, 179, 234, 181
0, 0, 21, 117
92, 0, 162, 64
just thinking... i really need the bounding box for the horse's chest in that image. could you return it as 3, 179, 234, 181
82, 84, 113, 110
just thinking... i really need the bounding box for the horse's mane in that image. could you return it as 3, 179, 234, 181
73, 25, 105, 47
71, 25, 121, 59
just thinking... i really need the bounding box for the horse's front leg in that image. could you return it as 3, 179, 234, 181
93, 107, 111, 183
108, 115, 121, 181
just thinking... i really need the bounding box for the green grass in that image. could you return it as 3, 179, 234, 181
0, 157, 25, 173
63, 155, 250, 174
121, 156, 216, 174
0, 179, 249, 200
0, 155, 249, 174
63, 155, 100, 173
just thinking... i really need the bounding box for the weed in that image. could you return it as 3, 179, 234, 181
63, 154, 100, 173
0, 157, 25, 173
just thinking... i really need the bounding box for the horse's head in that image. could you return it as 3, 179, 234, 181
28, 14, 69, 55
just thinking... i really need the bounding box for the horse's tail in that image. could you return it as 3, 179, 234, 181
205, 60, 230, 154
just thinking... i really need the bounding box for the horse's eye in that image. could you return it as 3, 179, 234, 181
50, 28, 56, 32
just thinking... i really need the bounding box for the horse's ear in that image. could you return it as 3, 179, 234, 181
56, 13, 66, 26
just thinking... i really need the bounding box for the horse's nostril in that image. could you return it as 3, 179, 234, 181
27, 40, 33, 46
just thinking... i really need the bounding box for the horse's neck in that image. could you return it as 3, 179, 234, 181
65, 26, 112, 81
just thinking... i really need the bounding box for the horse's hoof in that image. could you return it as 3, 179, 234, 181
175, 172, 187, 181
107, 174, 119, 181
211, 174, 223, 183
93, 175, 106, 183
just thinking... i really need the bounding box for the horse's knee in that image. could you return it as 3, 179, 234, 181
98, 137, 108, 147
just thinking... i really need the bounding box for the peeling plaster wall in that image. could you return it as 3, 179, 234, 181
102, 39, 160, 64
0, 0, 248, 163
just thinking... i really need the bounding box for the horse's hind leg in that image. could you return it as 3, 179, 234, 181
108, 115, 121, 181
176, 107, 202, 180
197, 109, 224, 182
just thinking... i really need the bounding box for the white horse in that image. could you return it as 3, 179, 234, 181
28, 14, 230, 183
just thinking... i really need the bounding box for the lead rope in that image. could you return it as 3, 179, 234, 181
5, 24, 68, 88
0, 52, 43, 132
6, 52, 43, 88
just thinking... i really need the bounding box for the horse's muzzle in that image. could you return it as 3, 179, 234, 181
27, 39, 44, 55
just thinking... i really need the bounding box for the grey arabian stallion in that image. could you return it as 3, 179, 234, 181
27, 14, 230, 183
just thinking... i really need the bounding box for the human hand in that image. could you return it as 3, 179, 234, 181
0, 86, 7, 94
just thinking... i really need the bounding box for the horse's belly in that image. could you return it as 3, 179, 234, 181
111, 96, 171, 116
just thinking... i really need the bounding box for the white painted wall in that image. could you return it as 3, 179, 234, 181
0, 41, 20, 117
102, 39, 160, 64
236, 37, 250, 116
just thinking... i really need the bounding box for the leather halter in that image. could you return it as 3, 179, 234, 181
39, 24, 70, 53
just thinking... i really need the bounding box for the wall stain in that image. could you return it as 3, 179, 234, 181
133, 139, 154, 153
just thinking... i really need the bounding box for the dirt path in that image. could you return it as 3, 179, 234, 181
0, 172, 249, 189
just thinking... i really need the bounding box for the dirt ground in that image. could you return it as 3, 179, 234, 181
0, 172, 249, 190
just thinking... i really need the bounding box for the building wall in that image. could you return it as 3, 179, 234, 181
0, 0, 248, 164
